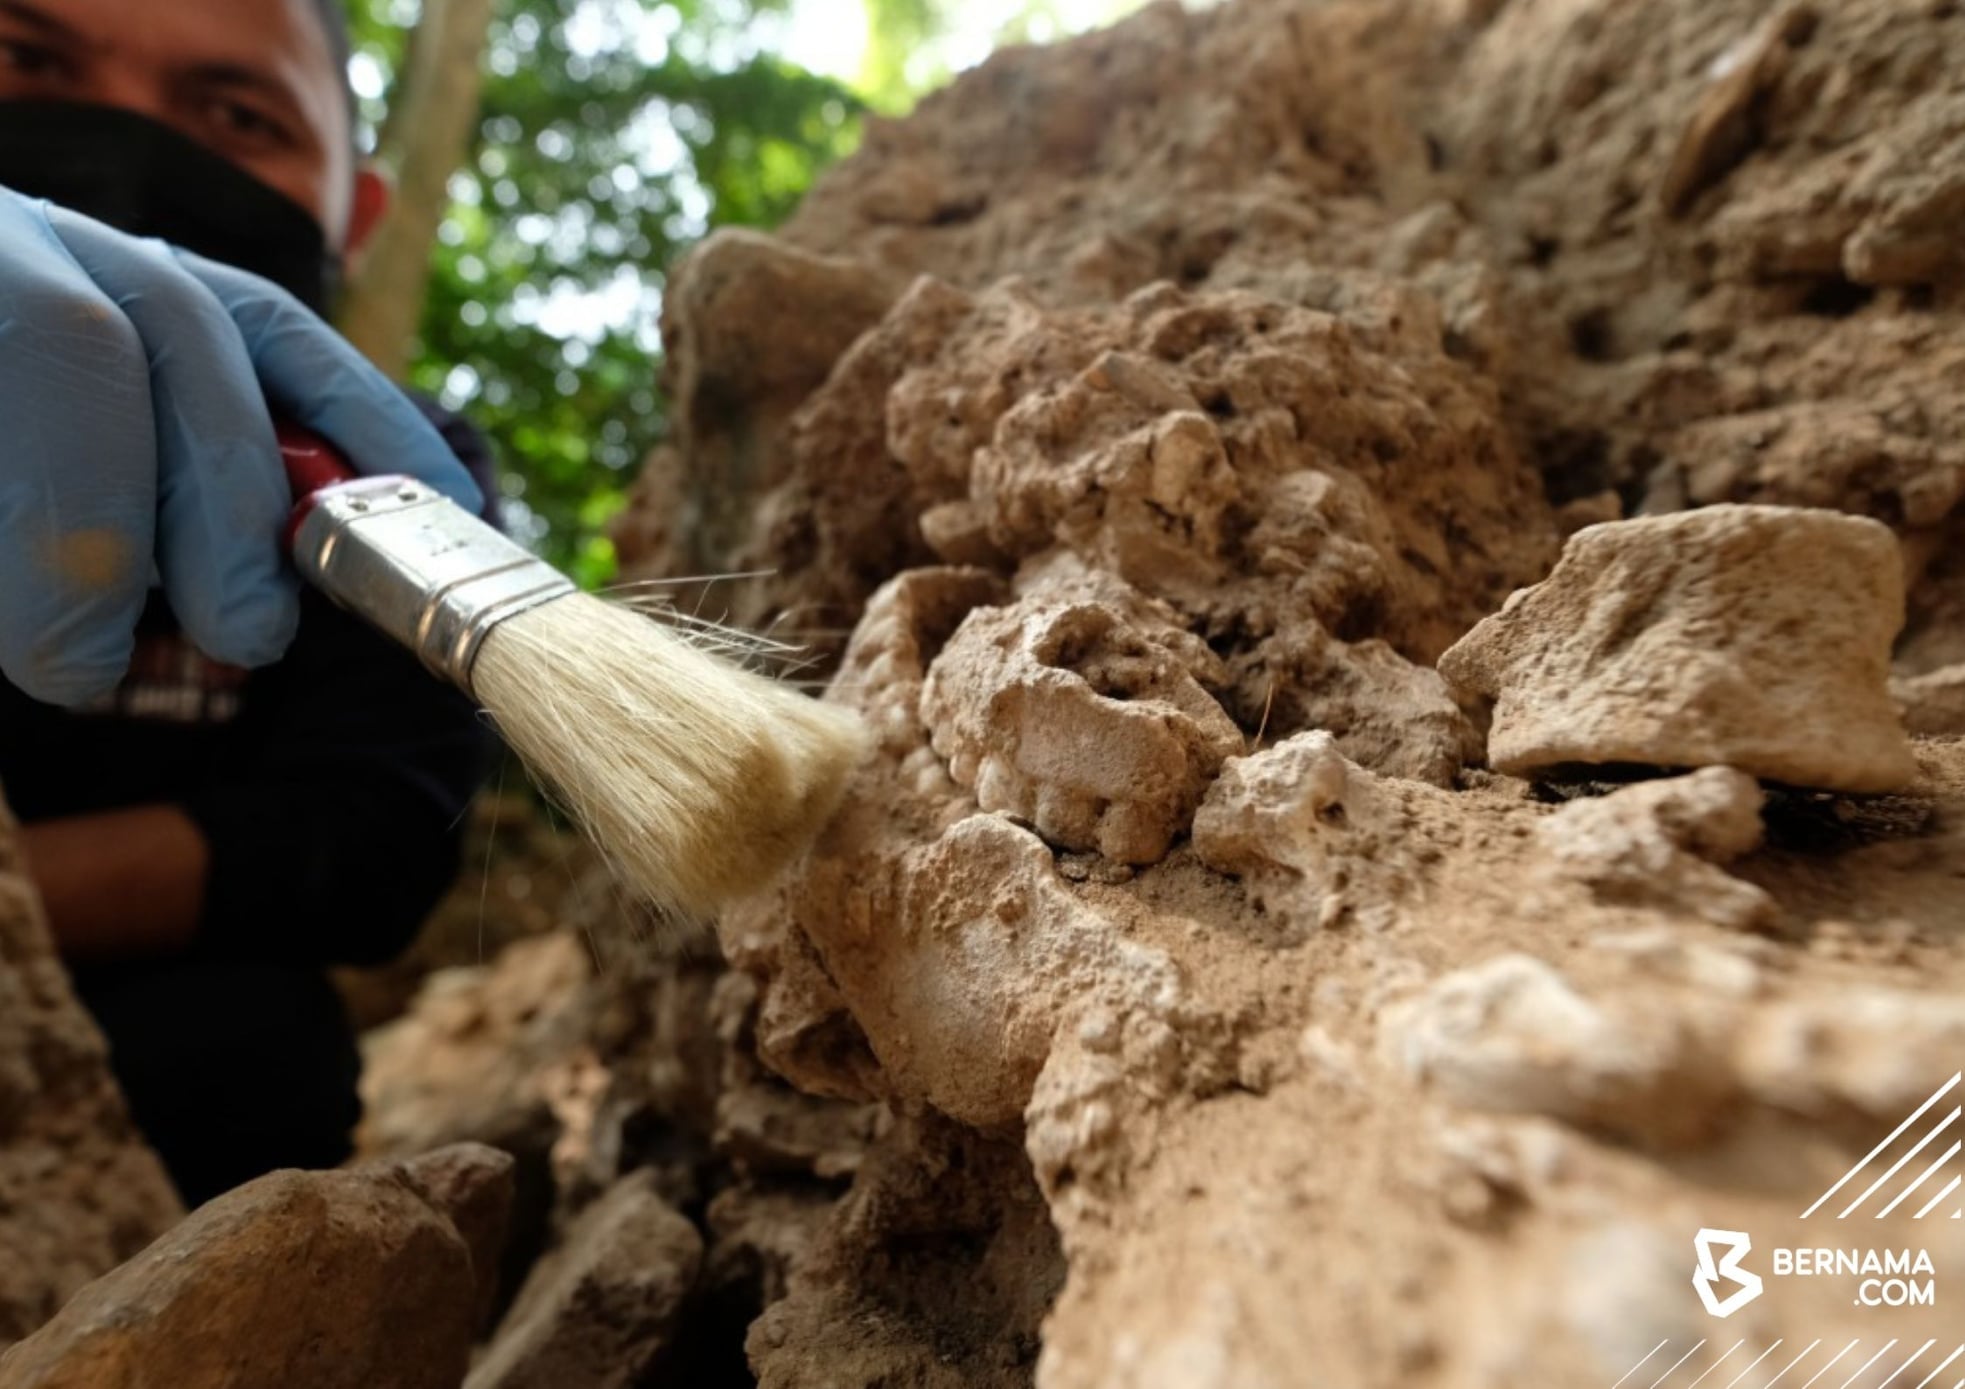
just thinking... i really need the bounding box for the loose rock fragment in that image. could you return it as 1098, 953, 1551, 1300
1192, 733, 1353, 879
1733, 987, 1965, 1122
1892, 662, 1965, 736
921, 578, 1242, 863
1440, 506, 1918, 793
358, 933, 595, 1163
466, 1168, 703, 1389
1533, 767, 1776, 930
1193, 731, 1464, 925
0, 1152, 499, 1389
1381, 955, 1733, 1144
398, 1143, 519, 1334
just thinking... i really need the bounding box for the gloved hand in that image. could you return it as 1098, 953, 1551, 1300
0, 186, 483, 706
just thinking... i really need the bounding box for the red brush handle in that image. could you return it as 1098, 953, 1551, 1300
275, 419, 358, 497
277, 420, 399, 550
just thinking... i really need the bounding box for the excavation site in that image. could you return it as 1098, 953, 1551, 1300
1, 0, 1961, 1385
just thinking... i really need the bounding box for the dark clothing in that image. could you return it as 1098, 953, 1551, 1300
0, 398, 499, 1205
8, 588, 491, 964
71, 959, 363, 1207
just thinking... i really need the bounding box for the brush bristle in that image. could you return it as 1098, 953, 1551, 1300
470, 591, 869, 916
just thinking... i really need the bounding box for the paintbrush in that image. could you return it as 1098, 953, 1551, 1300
277, 423, 866, 916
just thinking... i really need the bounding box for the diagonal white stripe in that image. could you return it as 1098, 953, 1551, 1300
1881, 1343, 1940, 1389
1805, 1073, 1961, 1217
1800, 1342, 1861, 1389
1841, 1110, 1959, 1218
1614, 1340, 1672, 1389
1687, 1341, 1746, 1388
1722, 1341, 1782, 1389
1913, 1174, 1963, 1221
1879, 1143, 1962, 1218
1764, 1341, 1823, 1389
1909, 1344, 1963, 1389
1840, 1341, 1900, 1389
1654, 1341, 1710, 1389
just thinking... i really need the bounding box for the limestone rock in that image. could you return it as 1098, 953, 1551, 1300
1532, 767, 1776, 930
710, 971, 882, 1180
1380, 954, 1734, 1144
609, 228, 907, 608
746, 1114, 1060, 1389
358, 933, 595, 1162
1440, 506, 1917, 792
1892, 662, 1965, 735
840, 811, 1184, 1130
721, 565, 1005, 1106
5, 0, 1964, 1382
398, 1143, 518, 1334
1733, 986, 1965, 1122
357, 934, 599, 1334
466, 1168, 703, 1389
1191, 732, 1354, 886
0, 795, 179, 1350
1192, 731, 1468, 927
921, 576, 1242, 863
1655, 6, 1821, 218
589, 0, 1965, 1379
0, 1151, 502, 1389
1222, 625, 1477, 787
619, 268, 1558, 685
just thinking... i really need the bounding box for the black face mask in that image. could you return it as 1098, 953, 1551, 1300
0, 100, 342, 314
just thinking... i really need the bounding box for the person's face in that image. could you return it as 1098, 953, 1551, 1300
0, 0, 386, 252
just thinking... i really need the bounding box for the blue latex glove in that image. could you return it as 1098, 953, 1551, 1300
0, 188, 483, 706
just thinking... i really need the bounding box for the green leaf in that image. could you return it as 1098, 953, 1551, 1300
353, 0, 866, 584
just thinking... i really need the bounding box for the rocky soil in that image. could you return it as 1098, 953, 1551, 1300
0, 802, 178, 1348
4, 0, 1964, 1385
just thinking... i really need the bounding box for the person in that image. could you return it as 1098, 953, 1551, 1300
0, 0, 498, 1205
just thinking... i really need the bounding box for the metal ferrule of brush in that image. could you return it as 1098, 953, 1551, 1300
291, 477, 575, 695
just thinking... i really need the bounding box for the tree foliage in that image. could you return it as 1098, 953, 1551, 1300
346, 0, 861, 584
344, 0, 1142, 584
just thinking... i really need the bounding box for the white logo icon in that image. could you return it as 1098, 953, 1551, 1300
1692, 1228, 1763, 1318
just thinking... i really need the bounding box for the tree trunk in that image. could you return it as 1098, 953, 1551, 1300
337, 0, 495, 379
